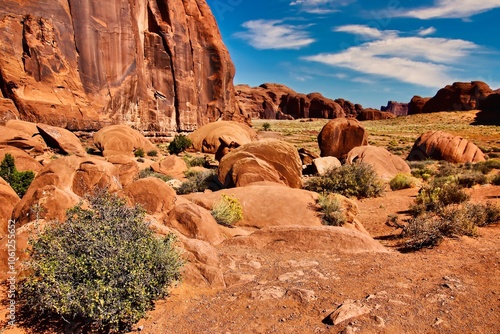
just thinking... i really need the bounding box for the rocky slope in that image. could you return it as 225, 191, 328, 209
0, 0, 244, 134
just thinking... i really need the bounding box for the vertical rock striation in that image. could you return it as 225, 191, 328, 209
0, 0, 242, 134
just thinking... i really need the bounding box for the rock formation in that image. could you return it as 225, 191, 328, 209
236, 83, 355, 120
408, 81, 494, 114
381, 101, 408, 116
0, 0, 244, 134
346, 146, 411, 181
317, 118, 368, 158
356, 108, 395, 121
407, 130, 485, 163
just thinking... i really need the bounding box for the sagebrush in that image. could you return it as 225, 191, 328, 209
20, 191, 183, 332
211, 194, 243, 227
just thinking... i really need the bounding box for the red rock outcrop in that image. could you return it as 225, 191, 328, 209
236, 83, 348, 120
381, 101, 409, 116
37, 123, 87, 156
93, 124, 157, 157
0, 177, 20, 238
356, 108, 396, 121
0, 145, 43, 173
407, 131, 485, 163
0, 0, 243, 133
218, 140, 303, 188
0, 98, 19, 125
318, 118, 368, 158
346, 146, 411, 181
408, 81, 494, 114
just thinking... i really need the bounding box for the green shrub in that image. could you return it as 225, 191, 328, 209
137, 157, 145, 163
389, 173, 416, 191
176, 169, 217, 195
134, 148, 145, 158
473, 159, 500, 174
210, 194, 243, 227
317, 193, 346, 226
408, 160, 436, 181
138, 168, 172, 182
147, 150, 158, 157
491, 172, 500, 185
183, 154, 207, 168
411, 181, 469, 216
304, 162, 384, 198
457, 171, 487, 188
168, 135, 192, 154
20, 191, 182, 332
0, 153, 35, 197
262, 122, 271, 131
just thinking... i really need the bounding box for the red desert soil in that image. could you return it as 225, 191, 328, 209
132, 186, 500, 334
2, 185, 499, 334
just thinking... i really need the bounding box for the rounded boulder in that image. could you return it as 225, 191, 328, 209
318, 118, 368, 158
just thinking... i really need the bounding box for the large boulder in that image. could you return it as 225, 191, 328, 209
0, 145, 43, 173
407, 131, 485, 163
123, 178, 176, 219
0, 125, 46, 153
105, 155, 139, 187
151, 155, 188, 180
223, 226, 388, 254
346, 146, 411, 181
12, 156, 121, 225
184, 184, 322, 229
318, 118, 368, 158
188, 121, 257, 157
93, 125, 157, 157
36, 123, 86, 156
218, 140, 302, 188
356, 108, 396, 121
0, 0, 244, 133
408, 81, 494, 114
0, 177, 20, 238
0, 98, 19, 125
5, 120, 47, 152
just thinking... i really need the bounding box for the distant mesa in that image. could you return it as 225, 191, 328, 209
236, 83, 399, 121
381, 101, 409, 116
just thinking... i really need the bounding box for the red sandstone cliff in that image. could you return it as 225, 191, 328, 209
0, 0, 243, 134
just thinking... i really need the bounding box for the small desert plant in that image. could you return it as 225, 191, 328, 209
317, 193, 346, 226
138, 168, 172, 182
411, 181, 469, 216
183, 154, 207, 168
134, 147, 145, 158
262, 122, 271, 131
400, 214, 445, 249
389, 173, 416, 191
176, 169, 217, 195
0, 153, 35, 197
147, 150, 158, 157
20, 191, 182, 332
491, 172, 500, 185
168, 134, 192, 154
85, 146, 97, 155
457, 171, 487, 188
304, 162, 384, 198
408, 160, 436, 181
210, 194, 243, 227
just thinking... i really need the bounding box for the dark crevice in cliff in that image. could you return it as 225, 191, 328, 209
148, 1, 180, 131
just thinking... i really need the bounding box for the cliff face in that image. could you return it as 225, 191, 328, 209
0, 0, 242, 133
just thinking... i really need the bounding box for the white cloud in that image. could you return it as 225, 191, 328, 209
418, 27, 437, 36
233, 20, 315, 50
334, 25, 397, 40
302, 25, 479, 88
290, 0, 354, 14
397, 0, 500, 19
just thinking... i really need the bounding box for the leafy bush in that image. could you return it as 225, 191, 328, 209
473, 159, 500, 174
138, 168, 172, 182
147, 150, 158, 157
389, 173, 416, 191
134, 148, 145, 158
304, 162, 384, 198
20, 191, 182, 332
183, 154, 207, 168
408, 160, 435, 181
262, 122, 271, 131
210, 194, 243, 227
317, 193, 346, 226
0, 153, 35, 197
168, 135, 192, 154
411, 181, 469, 216
176, 169, 217, 195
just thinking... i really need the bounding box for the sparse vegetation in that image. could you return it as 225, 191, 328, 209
210, 194, 243, 227
0, 153, 35, 197
389, 173, 416, 191
183, 154, 207, 168
147, 150, 158, 157
168, 134, 192, 154
304, 162, 384, 199
410, 181, 470, 216
176, 169, 218, 195
134, 147, 145, 158
20, 191, 183, 332
491, 172, 500, 185
317, 193, 346, 226
138, 168, 172, 182
262, 122, 271, 131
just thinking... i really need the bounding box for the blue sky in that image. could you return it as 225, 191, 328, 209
207, 0, 500, 108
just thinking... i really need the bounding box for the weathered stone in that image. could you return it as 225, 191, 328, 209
0, 0, 244, 133
0, 177, 20, 238
36, 123, 86, 156
318, 118, 368, 158
124, 177, 176, 218
312, 156, 341, 175
407, 131, 485, 163
93, 125, 156, 157
356, 108, 396, 121
0, 145, 43, 173
346, 146, 411, 181
151, 155, 188, 179
218, 140, 302, 188
326, 300, 371, 325
0, 98, 19, 125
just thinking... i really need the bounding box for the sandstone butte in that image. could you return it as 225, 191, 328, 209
0, 0, 246, 135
